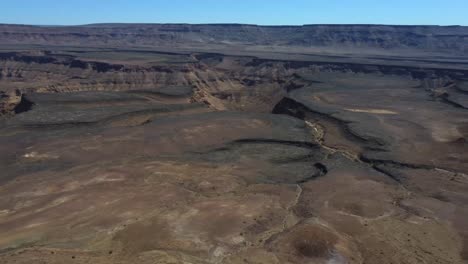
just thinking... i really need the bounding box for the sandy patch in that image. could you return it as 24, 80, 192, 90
430, 124, 463, 142
344, 108, 398, 115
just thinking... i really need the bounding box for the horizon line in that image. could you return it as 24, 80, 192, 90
0, 22, 465, 28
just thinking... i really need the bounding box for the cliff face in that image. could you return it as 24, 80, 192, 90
1, 24, 468, 55
1, 49, 467, 115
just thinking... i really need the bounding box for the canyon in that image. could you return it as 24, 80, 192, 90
0, 24, 468, 264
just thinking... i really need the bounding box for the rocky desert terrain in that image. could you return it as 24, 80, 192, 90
0, 24, 467, 264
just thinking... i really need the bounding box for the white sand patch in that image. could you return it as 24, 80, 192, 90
23, 151, 59, 160
344, 108, 398, 115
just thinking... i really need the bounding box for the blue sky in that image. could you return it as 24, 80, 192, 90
2, 0, 468, 26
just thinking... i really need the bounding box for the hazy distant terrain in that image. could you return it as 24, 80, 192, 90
1, 23, 468, 55
0, 24, 467, 264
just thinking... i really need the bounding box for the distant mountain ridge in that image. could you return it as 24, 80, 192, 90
1, 23, 468, 55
